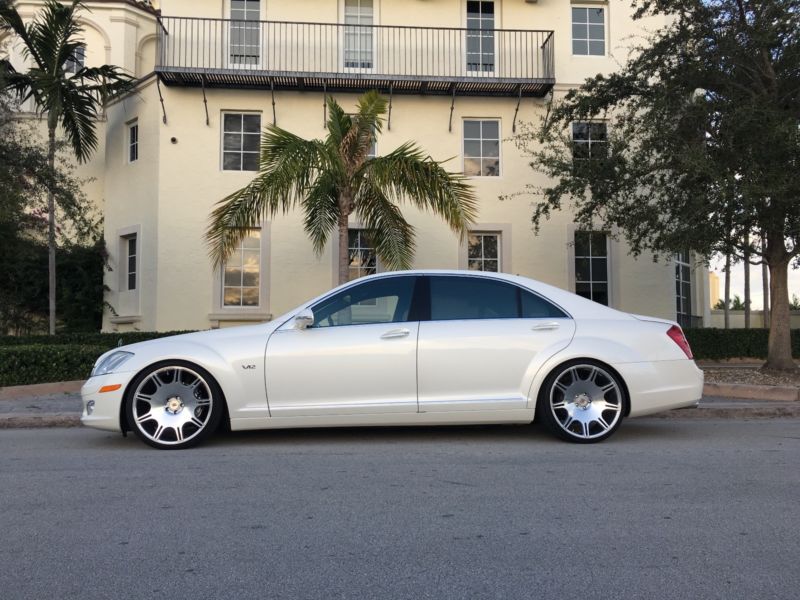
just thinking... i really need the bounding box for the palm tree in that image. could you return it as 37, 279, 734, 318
0, 0, 134, 333
207, 90, 477, 285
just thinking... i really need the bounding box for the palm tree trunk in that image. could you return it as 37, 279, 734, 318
47, 124, 57, 335
723, 253, 731, 329
743, 236, 751, 329
337, 211, 350, 286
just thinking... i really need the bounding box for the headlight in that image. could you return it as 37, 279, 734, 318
91, 351, 134, 377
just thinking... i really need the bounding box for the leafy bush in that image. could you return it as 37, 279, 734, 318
0, 344, 106, 386
0, 331, 195, 347
0, 331, 196, 386
685, 328, 800, 360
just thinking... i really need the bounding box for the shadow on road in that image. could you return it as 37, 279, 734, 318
80, 417, 710, 451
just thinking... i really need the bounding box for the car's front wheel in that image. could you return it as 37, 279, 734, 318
125, 361, 224, 449
538, 360, 625, 443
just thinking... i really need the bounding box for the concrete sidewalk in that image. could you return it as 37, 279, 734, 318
1, 390, 799, 429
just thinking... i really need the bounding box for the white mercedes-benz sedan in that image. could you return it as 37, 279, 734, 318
81, 270, 702, 449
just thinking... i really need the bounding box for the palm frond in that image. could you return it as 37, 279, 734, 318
0, 61, 37, 104
0, 1, 44, 69
302, 173, 340, 255
59, 86, 98, 162
1, 0, 132, 162
340, 90, 387, 168
361, 143, 478, 237
206, 127, 332, 266
28, 0, 83, 74
355, 182, 415, 271
325, 99, 351, 147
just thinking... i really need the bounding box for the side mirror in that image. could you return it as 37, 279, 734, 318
294, 308, 314, 330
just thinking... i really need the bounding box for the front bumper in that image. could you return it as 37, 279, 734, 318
80, 373, 135, 432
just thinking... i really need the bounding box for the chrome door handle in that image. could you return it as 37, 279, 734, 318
531, 322, 560, 331
380, 328, 411, 339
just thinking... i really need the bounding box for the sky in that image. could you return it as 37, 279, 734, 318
709, 255, 800, 310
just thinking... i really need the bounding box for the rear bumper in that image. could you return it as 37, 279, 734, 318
615, 360, 703, 417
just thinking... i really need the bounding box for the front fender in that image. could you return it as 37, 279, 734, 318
117, 339, 270, 422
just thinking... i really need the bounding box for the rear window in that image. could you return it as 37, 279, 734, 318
521, 289, 568, 318
428, 276, 568, 321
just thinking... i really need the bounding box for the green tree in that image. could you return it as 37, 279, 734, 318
0, 92, 104, 333
516, 0, 800, 371
207, 90, 477, 284
714, 295, 746, 311
0, 0, 133, 334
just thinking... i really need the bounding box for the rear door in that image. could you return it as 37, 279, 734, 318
417, 275, 575, 413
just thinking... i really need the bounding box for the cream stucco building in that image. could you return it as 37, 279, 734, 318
3, 0, 710, 331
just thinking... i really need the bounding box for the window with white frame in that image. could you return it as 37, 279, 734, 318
675, 250, 692, 325
572, 7, 605, 56
222, 113, 260, 171
230, 0, 260, 65
128, 120, 138, 163
348, 229, 377, 281
64, 46, 85, 74
572, 122, 607, 162
574, 231, 608, 305
223, 230, 261, 307
344, 0, 374, 69
466, 1, 495, 72
463, 120, 500, 177
124, 234, 137, 291
468, 232, 500, 272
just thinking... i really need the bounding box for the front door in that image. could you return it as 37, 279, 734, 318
417, 275, 575, 413
265, 275, 420, 417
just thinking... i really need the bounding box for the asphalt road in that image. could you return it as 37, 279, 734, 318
1, 420, 798, 600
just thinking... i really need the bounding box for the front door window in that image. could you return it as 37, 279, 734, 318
311, 276, 416, 328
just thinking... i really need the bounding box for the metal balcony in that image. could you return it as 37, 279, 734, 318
155, 17, 555, 97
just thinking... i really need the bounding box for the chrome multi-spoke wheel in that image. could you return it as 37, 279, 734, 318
126, 362, 223, 449
539, 361, 625, 443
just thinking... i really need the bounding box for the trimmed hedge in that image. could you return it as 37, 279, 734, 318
0, 344, 107, 387
0, 331, 196, 387
0, 330, 195, 347
684, 328, 800, 360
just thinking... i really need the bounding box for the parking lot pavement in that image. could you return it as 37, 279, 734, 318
1, 420, 798, 600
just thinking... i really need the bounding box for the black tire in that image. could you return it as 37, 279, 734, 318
537, 359, 626, 443
124, 360, 225, 450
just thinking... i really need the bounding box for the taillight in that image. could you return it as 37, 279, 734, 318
667, 325, 693, 359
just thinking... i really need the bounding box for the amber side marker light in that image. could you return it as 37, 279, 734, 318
99, 384, 122, 393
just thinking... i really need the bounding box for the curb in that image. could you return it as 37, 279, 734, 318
0, 380, 84, 401
703, 382, 799, 402
651, 406, 800, 419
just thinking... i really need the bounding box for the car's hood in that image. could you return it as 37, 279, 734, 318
111, 320, 283, 356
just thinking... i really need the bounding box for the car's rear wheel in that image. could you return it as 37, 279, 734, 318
125, 361, 223, 450
538, 360, 625, 443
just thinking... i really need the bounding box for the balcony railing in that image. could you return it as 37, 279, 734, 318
156, 17, 555, 97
